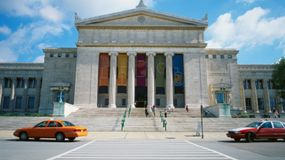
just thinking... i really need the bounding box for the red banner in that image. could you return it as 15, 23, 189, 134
136, 54, 147, 86
98, 53, 109, 86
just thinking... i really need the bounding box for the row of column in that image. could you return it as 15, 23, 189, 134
107, 51, 175, 110
240, 79, 271, 113
0, 77, 41, 111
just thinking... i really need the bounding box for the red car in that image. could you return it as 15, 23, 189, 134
227, 121, 285, 142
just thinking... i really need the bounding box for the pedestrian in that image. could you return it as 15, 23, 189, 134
185, 105, 189, 112
145, 107, 148, 117
273, 108, 279, 118
152, 105, 156, 116
164, 110, 167, 118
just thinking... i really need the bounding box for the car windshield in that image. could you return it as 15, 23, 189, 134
62, 121, 75, 126
246, 122, 263, 128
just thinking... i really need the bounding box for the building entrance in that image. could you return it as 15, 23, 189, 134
135, 86, 147, 107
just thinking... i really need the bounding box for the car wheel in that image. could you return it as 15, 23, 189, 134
68, 137, 76, 142
234, 138, 240, 142
246, 133, 254, 142
55, 133, 65, 142
19, 132, 28, 141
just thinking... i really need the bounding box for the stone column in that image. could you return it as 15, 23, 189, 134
127, 51, 136, 108
263, 79, 271, 113
108, 52, 118, 108
0, 77, 3, 109
35, 77, 41, 112
239, 79, 246, 112
251, 79, 259, 113
23, 77, 28, 112
10, 78, 16, 111
146, 52, 156, 112
165, 52, 174, 109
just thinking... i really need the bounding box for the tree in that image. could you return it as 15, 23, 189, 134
272, 57, 285, 100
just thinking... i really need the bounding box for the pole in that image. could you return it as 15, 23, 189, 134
200, 105, 204, 139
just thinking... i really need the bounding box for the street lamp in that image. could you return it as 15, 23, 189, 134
199, 56, 204, 139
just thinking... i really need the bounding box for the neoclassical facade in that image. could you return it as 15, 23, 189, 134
0, 1, 284, 115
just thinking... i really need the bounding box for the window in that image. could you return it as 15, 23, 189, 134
205, 55, 208, 59
267, 80, 274, 89
258, 98, 264, 111
228, 55, 232, 59
220, 55, 225, 59
34, 121, 47, 127
62, 121, 75, 126
105, 99, 109, 106
28, 96, 35, 109
4, 78, 12, 88
156, 99, 160, 106
212, 55, 217, 59
50, 54, 54, 58
15, 96, 23, 109
117, 86, 127, 93
122, 99, 126, 106
48, 121, 57, 127
58, 53, 62, 58
270, 97, 277, 110
261, 122, 272, 128
243, 79, 251, 89
273, 122, 284, 128
28, 78, 36, 88
255, 79, 263, 89
245, 98, 252, 111
3, 96, 10, 109
16, 78, 25, 88
216, 92, 225, 103
65, 54, 70, 58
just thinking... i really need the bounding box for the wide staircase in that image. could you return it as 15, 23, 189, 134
1, 108, 285, 132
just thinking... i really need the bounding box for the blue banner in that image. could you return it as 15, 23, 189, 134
173, 54, 184, 87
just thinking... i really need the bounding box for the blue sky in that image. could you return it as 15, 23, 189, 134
0, 0, 285, 64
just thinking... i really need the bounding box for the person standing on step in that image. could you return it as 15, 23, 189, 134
185, 105, 189, 112
145, 107, 149, 117
152, 105, 156, 116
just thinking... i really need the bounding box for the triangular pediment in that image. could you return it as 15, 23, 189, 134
76, 8, 207, 28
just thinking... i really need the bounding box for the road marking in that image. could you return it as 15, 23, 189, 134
185, 140, 238, 160
46, 140, 96, 160
48, 140, 237, 160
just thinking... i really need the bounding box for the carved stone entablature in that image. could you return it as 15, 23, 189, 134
238, 65, 274, 71
0, 63, 44, 71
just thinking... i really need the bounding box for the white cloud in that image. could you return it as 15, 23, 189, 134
33, 55, 45, 63
40, 5, 64, 22
0, 47, 18, 62
206, 7, 285, 54
62, 0, 155, 18
0, 26, 11, 35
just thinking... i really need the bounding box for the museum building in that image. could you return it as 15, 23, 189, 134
0, 1, 284, 115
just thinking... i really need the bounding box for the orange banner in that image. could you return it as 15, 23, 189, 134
98, 53, 109, 86
117, 54, 128, 86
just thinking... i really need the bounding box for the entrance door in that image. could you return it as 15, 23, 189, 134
135, 86, 147, 107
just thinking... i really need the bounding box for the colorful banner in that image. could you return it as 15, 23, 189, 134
136, 54, 147, 87
98, 53, 110, 86
117, 54, 128, 86
155, 54, 165, 88
173, 54, 184, 87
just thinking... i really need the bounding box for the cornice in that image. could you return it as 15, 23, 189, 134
77, 25, 206, 30
76, 43, 207, 48
0, 63, 44, 70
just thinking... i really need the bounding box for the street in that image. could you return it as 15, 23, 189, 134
1, 137, 285, 160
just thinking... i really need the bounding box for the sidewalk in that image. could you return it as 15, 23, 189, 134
0, 130, 228, 141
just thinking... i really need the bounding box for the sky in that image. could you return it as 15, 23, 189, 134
0, 0, 285, 64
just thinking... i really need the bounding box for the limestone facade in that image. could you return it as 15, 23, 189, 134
0, 4, 284, 115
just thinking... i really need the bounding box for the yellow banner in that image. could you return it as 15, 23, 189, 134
117, 54, 128, 86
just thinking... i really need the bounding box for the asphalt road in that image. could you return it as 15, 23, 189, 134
0, 138, 285, 160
